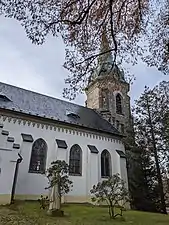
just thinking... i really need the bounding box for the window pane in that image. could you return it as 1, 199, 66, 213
101, 150, 111, 177
105, 157, 110, 176
69, 144, 82, 175
101, 156, 105, 177
29, 138, 47, 174
75, 165, 80, 174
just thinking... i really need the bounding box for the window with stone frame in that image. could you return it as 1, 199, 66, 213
29, 138, 47, 174
69, 144, 82, 176
101, 89, 109, 109
116, 93, 123, 114
101, 150, 111, 177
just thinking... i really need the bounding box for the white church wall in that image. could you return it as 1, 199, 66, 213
0, 149, 18, 204
88, 151, 99, 194
0, 124, 20, 204
0, 114, 126, 203
120, 157, 128, 188
57, 148, 67, 161
15, 140, 49, 197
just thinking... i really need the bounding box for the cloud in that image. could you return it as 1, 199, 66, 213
0, 18, 67, 93
0, 17, 168, 108
129, 62, 169, 104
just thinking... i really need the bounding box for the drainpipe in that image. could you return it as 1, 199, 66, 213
11, 153, 23, 203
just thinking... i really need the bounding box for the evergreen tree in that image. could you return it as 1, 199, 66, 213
129, 145, 160, 212
123, 113, 159, 212
132, 81, 169, 214
163, 112, 169, 150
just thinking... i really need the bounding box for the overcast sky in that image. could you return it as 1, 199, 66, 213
0, 17, 168, 106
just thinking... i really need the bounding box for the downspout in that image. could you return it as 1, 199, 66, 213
11, 153, 23, 203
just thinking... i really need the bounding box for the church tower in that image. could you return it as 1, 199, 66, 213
85, 32, 132, 135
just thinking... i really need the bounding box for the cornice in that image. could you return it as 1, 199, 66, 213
0, 113, 123, 145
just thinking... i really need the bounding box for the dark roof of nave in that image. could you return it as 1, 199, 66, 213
0, 82, 121, 137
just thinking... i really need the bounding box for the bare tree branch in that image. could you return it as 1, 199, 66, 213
0, 0, 168, 99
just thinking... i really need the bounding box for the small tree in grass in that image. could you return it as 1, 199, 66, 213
90, 174, 129, 219
45, 160, 73, 216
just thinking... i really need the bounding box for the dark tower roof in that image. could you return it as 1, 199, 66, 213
88, 30, 125, 84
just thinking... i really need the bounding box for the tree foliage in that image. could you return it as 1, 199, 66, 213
0, 0, 168, 99
90, 174, 129, 219
46, 160, 73, 197
134, 81, 169, 172
162, 111, 169, 154
129, 146, 161, 212
132, 81, 169, 214
38, 195, 49, 210
144, 0, 169, 75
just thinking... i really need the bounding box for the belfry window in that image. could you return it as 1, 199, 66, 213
69, 144, 82, 176
29, 138, 47, 174
116, 93, 122, 114
101, 150, 111, 177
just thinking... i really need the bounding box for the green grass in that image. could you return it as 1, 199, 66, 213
0, 201, 169, 225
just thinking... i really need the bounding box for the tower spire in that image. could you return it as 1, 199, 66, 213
98, 28, 113, 65
87, 28, 125, 83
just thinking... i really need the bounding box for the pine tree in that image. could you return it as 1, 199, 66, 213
129, 145, 160, 212
123, 112, 159, 212
132, 81, 169, 214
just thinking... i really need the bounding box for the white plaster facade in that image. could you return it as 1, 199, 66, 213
0, 112, 127, 205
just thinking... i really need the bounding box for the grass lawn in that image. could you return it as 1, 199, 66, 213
0, 201, 169, 225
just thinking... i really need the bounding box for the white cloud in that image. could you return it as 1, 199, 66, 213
0, 17, 68, 100
130, 61, 169, 104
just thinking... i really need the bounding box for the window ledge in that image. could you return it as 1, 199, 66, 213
28, 170, 45, 175
69, 173, 82, 177
101, 176, 110, 179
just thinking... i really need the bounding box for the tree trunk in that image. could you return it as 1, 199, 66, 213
109, 200, 114, 219
146, 97, 167, 214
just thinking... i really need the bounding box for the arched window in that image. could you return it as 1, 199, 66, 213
69, 144, 82, 176
116, 93, 122, 114
101, 150, 111, 177
29, 138, 47, 174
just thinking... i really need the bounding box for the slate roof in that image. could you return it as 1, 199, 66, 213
0, 82, 121, 136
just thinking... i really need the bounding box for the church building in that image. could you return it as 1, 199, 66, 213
0, 34, 131, 205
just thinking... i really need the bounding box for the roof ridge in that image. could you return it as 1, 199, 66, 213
0, 81, 88, 109
0, 81, 121, 136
